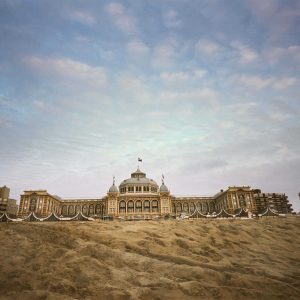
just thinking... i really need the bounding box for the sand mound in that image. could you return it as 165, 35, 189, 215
0, 217, 300, 299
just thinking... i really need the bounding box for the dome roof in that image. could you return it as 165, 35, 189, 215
109, 183, 119, 193
119, 168, 158, 187
160, 183, 169, 192
131, 167, 146, 178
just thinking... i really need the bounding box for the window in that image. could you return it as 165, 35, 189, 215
135, 200, 142, 212
128, 186, 134, 193
89, 205, 94, 215
152, 200, 158, 212
190, 202, 196, 213
29, 198, 37, 212
196, 202, 202, 211
119, 201, 126, 213
75, 205, 81, 214
143, 186, 149, 192
136, 186, 142, 192
202, 203, 208, 214
144, 200, 150, 212
183, 203, 189, 212
82, 205, 88, 215
96, 204, 102, 215
68, 205, 75, 216
127, 201, 134, 213
239, 195, 246, 208
176, 203, 182, 212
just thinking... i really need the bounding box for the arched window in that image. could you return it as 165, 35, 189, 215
89, 204, 94, 216
183, 202, 189, 212
152, 200, 158, 212
176, 202, 182, 213
68, 205, 75, 216
119, 201, 126, 213
127, 201, 134, 213
202, 203, 208, 214
135, 200, 142, 212
29, 198, 37, 212
144, 200, 150, 212
75, 205, 81, 214
190, 202, 196, 213
82, 205, 88, 215
62, 205, 68, 216
196, 202, 202, 212
172, 203, 176, 213
246, 195, 251, 206
209, 202, 215, 213
96, 204, 102, 215
239, 195, 246, 208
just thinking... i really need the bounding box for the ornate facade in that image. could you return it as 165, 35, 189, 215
17, 168, 293, 219
0, 185, 18, 216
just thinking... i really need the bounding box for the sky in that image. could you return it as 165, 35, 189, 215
0, 0, 300, 211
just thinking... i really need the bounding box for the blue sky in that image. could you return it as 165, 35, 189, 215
1, 0, 300, 211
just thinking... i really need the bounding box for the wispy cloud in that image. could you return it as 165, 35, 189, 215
163, 9, 182, 28
263, 45, 300, 65
160, 71, 189, 84
66, 10, 96, 26
195, 39, 220, 56
160, 88, 219, 106
22, 56, 107, 87
151, 37, 179, 68
247, 0, 300, 42
127, 40, 149, 57
230, 41, 258, 64
231, 75, 298, 91
105, 2, 138, 34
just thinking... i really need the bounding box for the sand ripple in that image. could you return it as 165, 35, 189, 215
0, 217, 300, 299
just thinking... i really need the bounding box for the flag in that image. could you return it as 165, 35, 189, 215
138, 157, 142, 162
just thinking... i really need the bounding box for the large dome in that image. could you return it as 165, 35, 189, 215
119, 168, 158, 194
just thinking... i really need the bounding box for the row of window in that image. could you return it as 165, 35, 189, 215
61, 204, 104, 216
120, 186, 157, 193
119, 200, 158, 213
173, 202, 214, 213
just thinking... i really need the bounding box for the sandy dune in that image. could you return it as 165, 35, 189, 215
0, 217, 299, 300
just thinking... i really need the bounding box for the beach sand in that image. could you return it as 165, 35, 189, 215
0, 216, 299, 299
